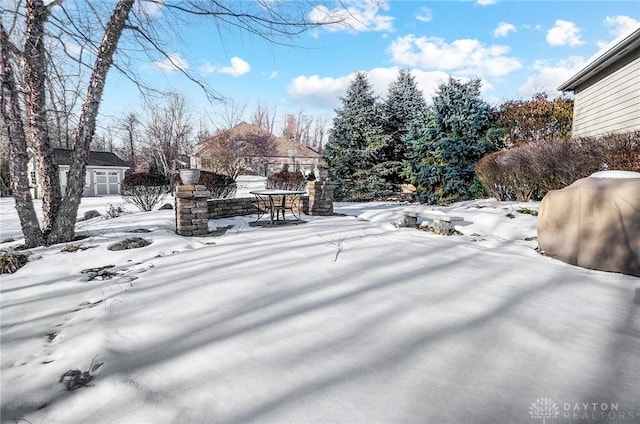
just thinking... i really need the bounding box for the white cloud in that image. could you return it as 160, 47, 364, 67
518, 56, 586, 97
477, 0, 497, 5
153, 53, 189, 73
494, 22, 516, 38
546, 20, 584, 46
287, 67, 452, 110
263, 71, 278, 80
197, 57, 251, 77
198, 61, 217, 74
287, 74, 352, 109
387, 35, 522, 78
604, 15, 639, 37
415, 7, 432, 23
135, 0, 164, 18
308, 0, 394, 34
219, 57, 251, 77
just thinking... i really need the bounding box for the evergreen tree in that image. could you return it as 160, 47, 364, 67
403, 77, 502, 204
382, 69, 426, 184
324, 72, 392, 200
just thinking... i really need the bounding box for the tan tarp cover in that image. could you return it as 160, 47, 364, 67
538, 176, 640, 277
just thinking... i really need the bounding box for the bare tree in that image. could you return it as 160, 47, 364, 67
251, 101, 277, 134
311, 115, 330, 150
92, 131, 116, 152
1, 0, 342, 247
198, 128, 277, 179
281, 110, 313, 145
216, 99, 246, 129
116, 112, 140, 167
143, 92, 194, 180
45, 44, 86, 149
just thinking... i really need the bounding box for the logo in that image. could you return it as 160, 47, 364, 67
530, 397, 560, 423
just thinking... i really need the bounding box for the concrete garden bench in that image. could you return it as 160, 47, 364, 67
393, 208, 463, 235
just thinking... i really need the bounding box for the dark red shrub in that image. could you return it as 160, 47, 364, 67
123, 172, 168, 188
122, 173, 169, 211
576, 131, 640, 172
198, 171, 237, 199
266, 170, 306, 191
476, 140, 604, 201
172, 170, 237, 199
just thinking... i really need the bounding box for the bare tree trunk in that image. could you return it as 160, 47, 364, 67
1, 19, 45, 248
23, 0, 61, 235
47, 0, 135, 244
120, 112, 139, 167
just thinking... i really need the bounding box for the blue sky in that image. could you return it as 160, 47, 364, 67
99, 0, 640, 127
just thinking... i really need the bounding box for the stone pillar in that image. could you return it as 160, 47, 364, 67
175, 184, 211, 236
307, 180, 336, 216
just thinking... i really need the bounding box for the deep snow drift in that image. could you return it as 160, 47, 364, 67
1, 192, 638, 424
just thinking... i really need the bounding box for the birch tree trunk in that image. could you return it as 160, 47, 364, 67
0, 20, 45, 248
22, 0, 61, 235
46, 0, 135, 244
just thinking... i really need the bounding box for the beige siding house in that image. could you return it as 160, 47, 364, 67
558, 25, 640, 137
193, 122, 322, 177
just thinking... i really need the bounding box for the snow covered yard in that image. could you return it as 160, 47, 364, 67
1, 195, 639, 423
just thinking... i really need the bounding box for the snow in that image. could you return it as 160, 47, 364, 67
1, 192, 639, 423
589, 170, 640, 179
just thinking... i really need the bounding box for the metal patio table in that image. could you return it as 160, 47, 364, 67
250, 189, 306, 225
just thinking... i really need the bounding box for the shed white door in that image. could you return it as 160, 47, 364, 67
94, 170, 120, 195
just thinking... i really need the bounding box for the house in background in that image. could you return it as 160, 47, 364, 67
193, 122, 322, 177
28, 149, 130, 199
266, 135, 322, 176
558, 25, 640, 137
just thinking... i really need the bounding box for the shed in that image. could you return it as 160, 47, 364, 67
28, 149, 130, 198
557, 25, 640, 137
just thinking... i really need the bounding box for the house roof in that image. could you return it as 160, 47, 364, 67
195, 122, 321, 159
558, 24, 640, 91
273, 138, 321, 159
193, 122, 267, 156
53, 149, 129, 168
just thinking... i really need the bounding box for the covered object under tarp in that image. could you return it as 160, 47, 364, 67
538, 171, 640, 277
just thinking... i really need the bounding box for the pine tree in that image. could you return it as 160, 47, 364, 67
324, 72, 392, 200
382, 69, 426, 184
403, 77, 502, 204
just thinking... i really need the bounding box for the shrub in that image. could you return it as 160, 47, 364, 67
198, 171, 237, 199
475, 140, 603, 201
0, 250, 29, 274
525, 141, 601, 197
105, 203, 125, 218
107, 237, 151, 251
171, 170, 237, 199
124, 172, 169, 188
576, 131, 640, 172
475, 151, 516, 201
122, 173, 169, 212
266, 170, 307, 191
497, 92, 573, 146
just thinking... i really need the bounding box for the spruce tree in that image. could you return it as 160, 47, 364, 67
382, 69, 426, 184
324, 72, 392, 200
403, 77, 501, 204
